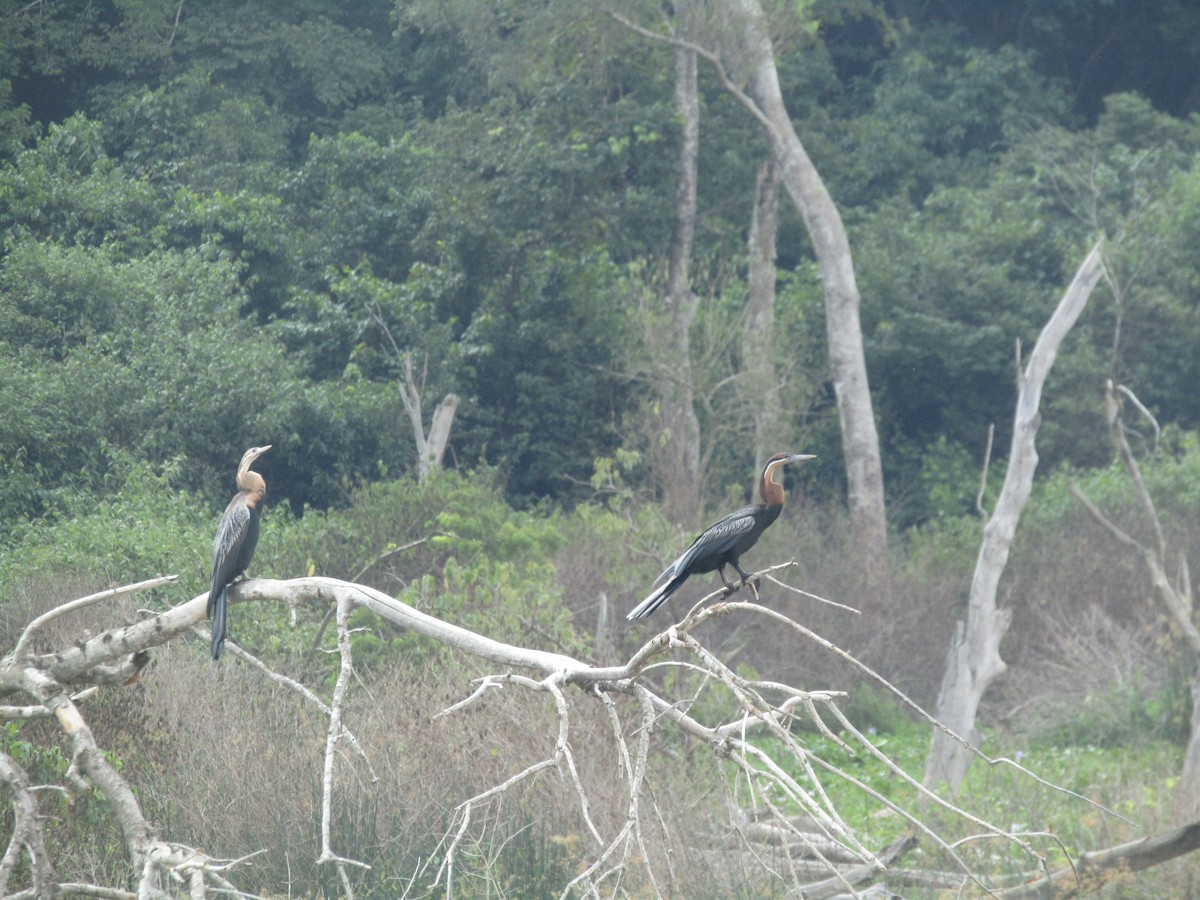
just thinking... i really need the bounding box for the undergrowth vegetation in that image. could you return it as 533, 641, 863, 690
2, 436, 1199, 895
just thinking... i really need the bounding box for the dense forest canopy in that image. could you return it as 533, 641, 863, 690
0, 0, 1198, 531
6, 3, 1200, 896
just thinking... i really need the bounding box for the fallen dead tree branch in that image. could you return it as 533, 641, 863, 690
997, 820, 1200, 899
1, 565, 1192, 897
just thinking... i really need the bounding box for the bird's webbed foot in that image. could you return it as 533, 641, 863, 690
734, 567, 761, 598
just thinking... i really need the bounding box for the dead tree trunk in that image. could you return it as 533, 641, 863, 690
727, 0, 889, 600
1071, 381, 1200, 817
743, 156, 784, 473
654, 24, 704, 526
371, 306, 458, 482
998, 819, 1200, 899
398, 353, 458, 482
924, 240, 1106, 793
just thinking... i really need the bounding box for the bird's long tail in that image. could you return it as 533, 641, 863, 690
626, 578, 680, 621
209, 586, 227, 660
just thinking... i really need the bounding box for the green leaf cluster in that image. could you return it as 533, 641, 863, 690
2, 0, 1200, 532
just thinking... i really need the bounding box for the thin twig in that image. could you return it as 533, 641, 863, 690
976, 423, 995, 518
196, 627, 376, 778
1116, 384, 1160, 454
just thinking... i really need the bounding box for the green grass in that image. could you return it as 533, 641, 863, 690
755, 716, 1184, 892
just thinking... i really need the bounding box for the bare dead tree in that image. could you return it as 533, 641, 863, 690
609, 0, 891, 601
371, 305, 458, 482
647, 0, 704, 526
742, 156, 785, 474
924, 239, 1107, 794
1071, 380, 1200, 817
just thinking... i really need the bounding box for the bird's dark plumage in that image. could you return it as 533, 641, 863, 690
627, 452, 814, 620
208, 445, 271, 659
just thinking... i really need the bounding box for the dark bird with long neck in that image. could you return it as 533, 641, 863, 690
627, 453, 815, 621
208, 445, 271, 659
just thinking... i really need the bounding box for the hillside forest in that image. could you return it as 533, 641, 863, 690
3, 0, 1200, 897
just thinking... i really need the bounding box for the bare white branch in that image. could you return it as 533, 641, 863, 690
317, 594, 372, 885
3, 555, 1177, 897
12, 575, 178, 660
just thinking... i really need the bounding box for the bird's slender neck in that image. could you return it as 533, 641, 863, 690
759, 458, 788, 508
237, 467, 266, 499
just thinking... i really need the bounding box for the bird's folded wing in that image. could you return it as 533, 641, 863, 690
211, 502, 252, 578
672, 508, 756, 572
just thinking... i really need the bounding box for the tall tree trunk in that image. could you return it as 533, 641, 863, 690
729, 0, 889, 599
398, 353, 458, 483
924, 240, 1105, 794
372, 307, 458, 483
654, 32, 703, 526
743, 157, 783, 473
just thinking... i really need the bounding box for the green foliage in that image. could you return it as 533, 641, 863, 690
0, 454, 210, 603
1025, 427, 1200, 533
0, 114, 165, 251
1029, 675, 1191, 751
858, 177, 1072, 510
0, 0, 1196, 529
394, 471, 580, 650
104, 71, 292, 192
282, 131, 429, 288
431, 247, 629, 505
830, 28, 1069, 206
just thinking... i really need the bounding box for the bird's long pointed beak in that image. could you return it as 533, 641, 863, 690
787, 453, 816, 465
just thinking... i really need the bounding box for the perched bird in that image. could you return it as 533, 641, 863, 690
208, 445, 271, 659
627, 453, 815, 620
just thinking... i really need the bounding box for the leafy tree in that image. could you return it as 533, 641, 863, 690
456, 248, 629, 505
823, 26, 1071, 207
0, 114, 164, 252
874, 0, 1200, 121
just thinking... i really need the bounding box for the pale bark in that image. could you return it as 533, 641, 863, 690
1071, 380, 1200, 816
727, 0, 889, 598
7, 554, 1197, 896
318, 593, 370, 893
0, 753, 50, 898
654, 23, 704, 525
398, 354, 458, 482
372, 306, 458, 482
743, 156, 784, 472
924, 240, 1106, 793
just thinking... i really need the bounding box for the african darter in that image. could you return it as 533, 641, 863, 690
627, 453, 815, 620
208, 445, 271, 659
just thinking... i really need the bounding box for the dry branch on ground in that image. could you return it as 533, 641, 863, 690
1, 567, 1197, 897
